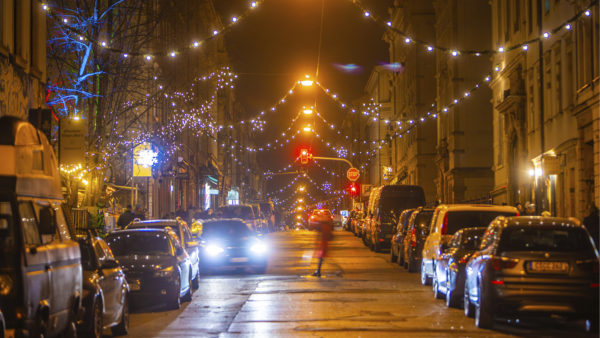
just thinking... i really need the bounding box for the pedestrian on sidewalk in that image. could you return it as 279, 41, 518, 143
312, 217, 334, 277
117, 204, 135, 229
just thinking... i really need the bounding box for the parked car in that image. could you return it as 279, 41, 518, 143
390, 209, 417, 264
333, 214, 344, 227
432, 227, 486, 308
126, 219, 200, 289
199, 219, 269, 273
366, 185, 426, 252
218, 205, 259, 231
77, 234, 129, 337
421, 204, 518, 286
106, 229, 194, 309
401, 208, 435, 272
0, 116, 82, 337
349, 210, 363, 234
363, 187, 382, 247
464, 216, 599, 331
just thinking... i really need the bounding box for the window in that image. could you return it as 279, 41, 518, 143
497, 114, 504, 166
553, 43, 562, 115
19, 202, 40, 246
544, 0, 550, 14
528, 0, 533, 34
505, 0, 511, 41
54, 205, 71, 240
565, 34, 574, 107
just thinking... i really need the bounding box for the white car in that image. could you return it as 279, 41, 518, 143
420, 204, 518, 286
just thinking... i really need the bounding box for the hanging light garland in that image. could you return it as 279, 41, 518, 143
42, 1, 265, 59
347, 0, 598, 56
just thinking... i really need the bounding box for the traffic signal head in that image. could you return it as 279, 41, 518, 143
347, 182, 360, 196
299, 147, 312, 165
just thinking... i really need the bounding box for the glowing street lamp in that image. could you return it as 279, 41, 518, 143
300, 75, 314, 87
302, 107, 313, 115
303, 125, 313, 133
297, 198, 304, 203
298, 186, 305, 192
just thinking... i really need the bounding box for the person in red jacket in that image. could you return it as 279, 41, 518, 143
312, 217, 334, 277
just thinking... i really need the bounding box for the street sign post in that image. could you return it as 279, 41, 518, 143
346, 167, 360, 181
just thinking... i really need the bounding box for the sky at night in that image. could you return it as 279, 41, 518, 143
213, 0, 393, 199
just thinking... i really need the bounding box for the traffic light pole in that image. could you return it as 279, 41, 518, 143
312, 156, 354, 169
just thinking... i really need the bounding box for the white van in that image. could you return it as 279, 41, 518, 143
420, 204, 518, 286
0, 116, 82, 337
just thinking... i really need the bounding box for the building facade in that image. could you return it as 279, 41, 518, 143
0, 0, 47, 119
489, 0, 598, 218
385, 0, 438, 203
434, 0, 495, 203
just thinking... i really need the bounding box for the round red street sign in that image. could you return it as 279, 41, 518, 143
347, 168, 360, 182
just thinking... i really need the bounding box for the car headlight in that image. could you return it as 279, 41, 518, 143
205, 244, 224, 256
0, 274, 13, 295
250, 241, 268, 255
154, 266, 175, 278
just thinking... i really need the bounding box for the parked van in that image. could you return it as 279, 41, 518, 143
420, 204, 518, 286
366, 185, 426, 252
362, 186, 382, 244
0, 116, 82, 337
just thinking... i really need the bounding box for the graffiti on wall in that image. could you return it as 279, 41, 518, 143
0, 57, 44, 119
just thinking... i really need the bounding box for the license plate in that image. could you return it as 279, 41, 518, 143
129, 282, 141, 291
231, 257, 249, 263
529, 261, 569, 273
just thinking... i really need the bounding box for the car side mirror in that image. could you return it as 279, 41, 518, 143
38, 206, 56, 235
101, 260, 120, 270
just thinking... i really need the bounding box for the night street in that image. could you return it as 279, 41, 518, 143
127, 229, 595, 337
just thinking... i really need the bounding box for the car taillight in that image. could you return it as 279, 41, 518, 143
491, 280, 504, 285
491, 257, 518, 271
515, 212, 520, 216
458, 255, 470, 264
440, 213, 448, 235
410, 228, 417, 247
591, 283, 599, 288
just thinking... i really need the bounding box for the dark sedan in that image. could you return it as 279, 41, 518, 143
464, 216, 599, 331
199, 219, 269, 273
106, 229, 194, 310
432, 227, 486, 308
126, 219, 200, 289
401, 208, 434, 272
390, 209, 417, 265
77, 235, 129, 337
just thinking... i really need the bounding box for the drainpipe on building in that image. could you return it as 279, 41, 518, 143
536, 1, 546, 214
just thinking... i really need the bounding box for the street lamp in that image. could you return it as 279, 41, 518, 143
298, 186, 305, 192
302, 106, 313, 115
300, 75, 313, 87
303, 125, 313, 133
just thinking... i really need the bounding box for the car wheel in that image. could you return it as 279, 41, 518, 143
86, 298, 103, 338
182, 273, 193, 303
192, 269, 200, 289
433, 276, 444, 299
445, 273, 459, 308
390, 246, 397, 262
475, 284, 494, 329
464, 283, 475, 318
111, 296, 129, 336
420, 261, 431, 285
167, 276, 181, 310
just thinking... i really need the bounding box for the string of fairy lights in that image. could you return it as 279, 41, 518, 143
42, 1, 265, 59
44, 0, 598, 206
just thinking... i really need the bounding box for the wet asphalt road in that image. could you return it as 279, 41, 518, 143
126, 229, 596, 337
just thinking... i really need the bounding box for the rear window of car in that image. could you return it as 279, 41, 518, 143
445, 210, 516, 235
458, 229, 486, 250
498, 226, 596, 255
106, 232, 171, 256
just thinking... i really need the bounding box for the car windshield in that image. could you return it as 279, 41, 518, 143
219, 206, 254, 219
202, 221, 252, 238
106, 232, 171, 256
445, 210, 516, 235
498, 226, 596, 254
459, 229, 486, 250
380, 198, 423, 220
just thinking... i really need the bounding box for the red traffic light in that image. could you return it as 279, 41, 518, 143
298, 147, 312, 165
347, 182, 360, 196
